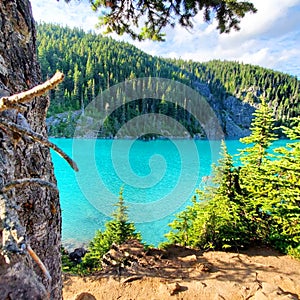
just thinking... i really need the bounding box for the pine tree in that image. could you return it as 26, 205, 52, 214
269, 117, 300, 256
238, 98, 278, 242
164, 195, 199, 247
240, 98, 277, 165
82, 188, 141, 271
107, 188, 140, 244
165, 141, 248, 249
165, 100, 300, 256
37, 24, 300, 138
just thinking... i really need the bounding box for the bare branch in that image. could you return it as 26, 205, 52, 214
27, 244, 52, 283
0, 119, 79, 172
2, 178, 58, 193
0, 72, 64, 112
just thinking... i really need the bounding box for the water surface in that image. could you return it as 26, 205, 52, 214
51, 138, 289, 248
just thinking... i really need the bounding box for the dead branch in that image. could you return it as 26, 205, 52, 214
2, 178, 58, 193
27, 244, 52, 282
0, 119, 79, 172
0, 71, 64, 112
121, 275, 143, 284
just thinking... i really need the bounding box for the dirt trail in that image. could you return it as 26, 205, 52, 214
63, 245, 300, 300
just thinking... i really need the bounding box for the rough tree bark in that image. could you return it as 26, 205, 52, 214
0, 1, 62, 299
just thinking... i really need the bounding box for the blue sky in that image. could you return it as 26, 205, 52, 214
31, 0, 300, 78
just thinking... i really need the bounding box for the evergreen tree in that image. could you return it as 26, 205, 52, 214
238, 98, 278, 242
82, 188, 141, 271
268, 117, 300, 256
164, 195, 199, 247
108, 188, 140, 244
165, 141, 248, 249
165, 102, 300, 257
240, 98, 277, 165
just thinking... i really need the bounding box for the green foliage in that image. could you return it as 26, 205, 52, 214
238, 106, 300, 253
37, 23, 205, 138
240, 98, 277, 159
287, 245, 300, 260
61, 247, 89, 275
81, 188, 141, 272
237, 99, 279, 242
37, 24, 300, 138
267, 117, 300, 255
165, 103, 300, 258
165, 141, 250, 250
63, 0, 256, 41
170, 59, 300, 127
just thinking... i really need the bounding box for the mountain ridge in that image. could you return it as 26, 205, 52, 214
37, 23, 299, 138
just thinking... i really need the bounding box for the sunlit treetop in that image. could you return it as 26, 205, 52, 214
63, 0, 257, 41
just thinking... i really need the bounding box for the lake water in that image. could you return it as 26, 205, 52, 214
50, 138, 288, 249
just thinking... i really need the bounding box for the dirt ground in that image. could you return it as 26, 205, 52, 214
63, 245, 300, 300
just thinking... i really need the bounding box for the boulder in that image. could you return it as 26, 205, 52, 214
69, 247, 87, 263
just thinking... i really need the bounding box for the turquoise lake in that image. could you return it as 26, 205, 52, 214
50, 138, 289, 248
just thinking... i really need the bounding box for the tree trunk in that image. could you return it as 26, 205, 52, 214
0, 1, 62, 299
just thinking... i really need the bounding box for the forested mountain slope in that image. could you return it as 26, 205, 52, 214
170, 59, 300, 121
36, 23, 300, 138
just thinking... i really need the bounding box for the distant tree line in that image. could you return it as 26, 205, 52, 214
37, 23, 300, 137
171, 59, 300, 124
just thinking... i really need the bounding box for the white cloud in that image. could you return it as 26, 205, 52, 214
218, 0, 300, 45
31, 0, 100, 31
30, 0, 300, 78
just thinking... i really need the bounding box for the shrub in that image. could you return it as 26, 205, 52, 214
81, 188, 141, 272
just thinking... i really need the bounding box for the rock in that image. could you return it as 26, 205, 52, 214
253, 290, 269, 300
167, 282, 187, 296
179, 254, 197, 263
197, 263, 212, 272
261, 282, 281, 294
69, 247, 87, 263
75, 292, 96, 300
253, 282, 298, 300
102, 239, 145, 272
46, 110, 82, 137
240, 282, 261, 299
214, 294, 226, 300
222, 96, 254, 138
273, 275, 299, 293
